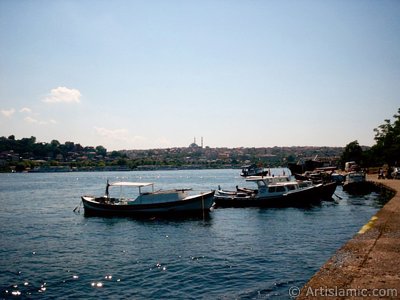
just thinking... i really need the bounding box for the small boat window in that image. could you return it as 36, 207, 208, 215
257, 181, 267, 188
268, 187, 276, 193
287, 185, 296, 191
276, 186, 285, 192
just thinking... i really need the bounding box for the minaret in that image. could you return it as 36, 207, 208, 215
201, 137, 203, 148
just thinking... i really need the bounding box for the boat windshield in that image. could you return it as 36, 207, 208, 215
256, 180, 267, 188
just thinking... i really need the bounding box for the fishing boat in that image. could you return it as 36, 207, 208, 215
214, 175, 336, 208
81, 181, 215, 217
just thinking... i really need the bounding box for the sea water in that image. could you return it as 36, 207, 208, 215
0, 169, 387, 299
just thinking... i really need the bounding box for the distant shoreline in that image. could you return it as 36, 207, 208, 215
5, 165, 244, 173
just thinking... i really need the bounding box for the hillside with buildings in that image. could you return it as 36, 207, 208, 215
0, 135, 345, 172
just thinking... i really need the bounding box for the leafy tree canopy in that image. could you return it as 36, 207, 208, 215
340, 140, 363, 167
0, 136, 108, 160
371, 108, 400, 166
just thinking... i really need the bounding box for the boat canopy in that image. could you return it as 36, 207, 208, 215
109, 182, 154, 187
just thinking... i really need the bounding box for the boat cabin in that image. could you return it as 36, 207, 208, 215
246, 175, 292, 184
105, 181, 189, 205
244, 176, 307, 198
345, 172, 366, 184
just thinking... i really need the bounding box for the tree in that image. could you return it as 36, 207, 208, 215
340, 140, 363, 168
20, 136, 36, 152
50, 140, 60, 147
370, 108, 400, 166
95, 145, 107, 157
117, 158, 127, 166
110, 151, 118, 158
75, 143, 84, 152
64, 142, 75, 152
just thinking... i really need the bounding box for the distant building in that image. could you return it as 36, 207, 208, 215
189, 137, 200, 148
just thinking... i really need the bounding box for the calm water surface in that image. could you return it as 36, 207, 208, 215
0, 169, 387, 299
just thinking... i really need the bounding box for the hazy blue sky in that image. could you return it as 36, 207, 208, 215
1, 0, 399, 150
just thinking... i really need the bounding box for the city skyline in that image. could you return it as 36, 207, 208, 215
1, 1, 399, 150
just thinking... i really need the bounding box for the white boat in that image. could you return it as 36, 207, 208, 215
81, 181, 215, 217
343, 171, 370, 194
345, 171, 366, 184
215, 175, 336, 208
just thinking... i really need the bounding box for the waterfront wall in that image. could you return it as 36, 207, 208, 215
298, 176, 400, 299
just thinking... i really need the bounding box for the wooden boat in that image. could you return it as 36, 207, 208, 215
81, 181, 215, 217
214, 175, 336, 208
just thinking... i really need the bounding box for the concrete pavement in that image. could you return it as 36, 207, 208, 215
297, 176, 400, 299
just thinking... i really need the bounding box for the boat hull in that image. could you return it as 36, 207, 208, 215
318, 181, 337, 200
82, 191, 215, 217
343, 181, 375, 195
214, 183, 336, 208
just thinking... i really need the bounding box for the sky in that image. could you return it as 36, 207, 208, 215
1, 0, 399, 151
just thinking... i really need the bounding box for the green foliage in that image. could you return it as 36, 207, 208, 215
339, 108, 400, 168
340, 140, 363, 168
0, 136, 129, 171
96, 145, 107, 157
367, 108, 400, 166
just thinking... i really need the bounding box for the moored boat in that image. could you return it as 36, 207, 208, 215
342, 171, 372, 194
81, 181, 215, 217
214, 175, 336, 208
318, 181, 338, 199
294, 167, 344, 185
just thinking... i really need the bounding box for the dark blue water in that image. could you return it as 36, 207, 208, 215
0, 169, 387, 299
